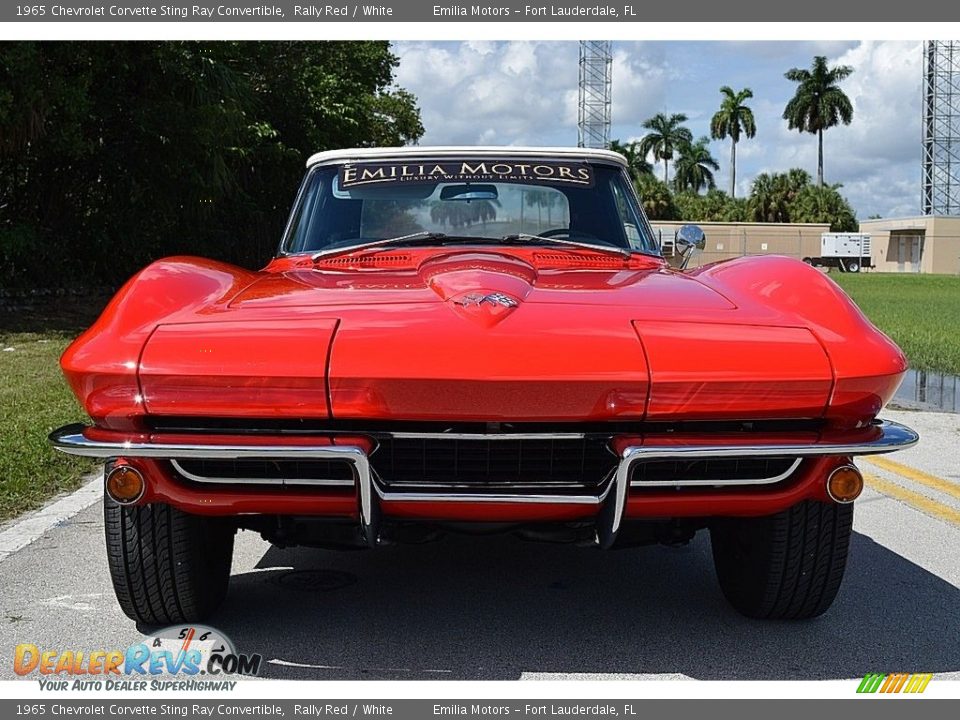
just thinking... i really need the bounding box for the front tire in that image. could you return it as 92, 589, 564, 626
104, 495, 235, 625
709, 500, 853, 619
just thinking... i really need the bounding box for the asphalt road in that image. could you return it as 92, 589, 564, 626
1, 408, 958, 682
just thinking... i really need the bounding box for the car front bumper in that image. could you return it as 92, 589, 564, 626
50, 419, 918, 548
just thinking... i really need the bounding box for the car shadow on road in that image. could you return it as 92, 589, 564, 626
210, 527, 960, 681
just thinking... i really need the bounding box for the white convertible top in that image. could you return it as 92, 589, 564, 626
306, 146, 628, 168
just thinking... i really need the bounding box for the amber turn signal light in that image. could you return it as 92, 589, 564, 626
826, 464, 863, 504
106, 465, 145, 505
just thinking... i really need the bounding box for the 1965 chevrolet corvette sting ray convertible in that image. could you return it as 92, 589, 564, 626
50, 147, 918, 623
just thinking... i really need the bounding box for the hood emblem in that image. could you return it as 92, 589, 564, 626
448, 290, 520, 328
452, 292, 518, 309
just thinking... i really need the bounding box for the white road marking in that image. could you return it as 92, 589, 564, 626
39, 593, 104, 612
266, 658, 453, 674
0, 471, 103, 563
268, 659, 346, 670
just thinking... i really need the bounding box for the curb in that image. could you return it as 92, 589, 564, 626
0, 471, 103, 563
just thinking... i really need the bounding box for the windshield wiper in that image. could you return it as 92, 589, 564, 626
311, 230, 634, 262
311, 231, 453, 261
500, 233, 633, 258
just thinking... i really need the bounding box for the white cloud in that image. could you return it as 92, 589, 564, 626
824, 41, 924, 216
394, 41, 582, 147
610, 44, 669, 125
715, 41, 923, 215
754, 43, 922, 173
393, 40, 924, 217
395, 41, 672, 148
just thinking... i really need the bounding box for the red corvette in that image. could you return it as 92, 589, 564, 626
51, 147, 917, 623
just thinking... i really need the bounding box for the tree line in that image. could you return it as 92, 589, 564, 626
613, 55, 858, 231
0, 42, 423, 291
1, 47, 860, 291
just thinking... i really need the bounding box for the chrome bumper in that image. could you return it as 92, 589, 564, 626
49, 419, 918, 548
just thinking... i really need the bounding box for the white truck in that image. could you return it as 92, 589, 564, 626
803, 233, 872, 273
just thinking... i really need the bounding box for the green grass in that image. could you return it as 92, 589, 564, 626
0, 298, 108, 522
833, 273, 960, 375
0, 330, 96, 521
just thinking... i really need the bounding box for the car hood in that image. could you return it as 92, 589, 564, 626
136, 250, 844, 423
229, 250, 737, 311
64, 251, 905, 428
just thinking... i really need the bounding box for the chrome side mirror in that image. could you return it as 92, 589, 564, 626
675, 224, 705, 269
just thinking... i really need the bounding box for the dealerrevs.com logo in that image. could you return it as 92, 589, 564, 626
14, 625, 262, 691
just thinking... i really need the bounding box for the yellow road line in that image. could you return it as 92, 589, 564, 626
863, 473, 960, 528
862, 455, 960, 502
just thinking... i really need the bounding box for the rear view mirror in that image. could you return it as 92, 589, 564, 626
676, 224, 706, 269
439, 184, 499, 201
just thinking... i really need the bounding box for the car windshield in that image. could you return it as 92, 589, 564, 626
281, 158, 660, 256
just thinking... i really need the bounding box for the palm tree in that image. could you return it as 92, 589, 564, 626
673, 137, 720, 194
748, 168, 814, 223
782, 56, 854, 188
637, 113, 693, 184
609, 139, 653, 182
430, 199, 499, 228
710, 86, 757, 197
790, 183, 858, 231
748, 173, 789, 223
524, 190, 561, 225
783, 168, 813, 197
634, 176, 679, 221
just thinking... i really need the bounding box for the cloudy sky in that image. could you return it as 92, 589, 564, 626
392, 40, 923, 218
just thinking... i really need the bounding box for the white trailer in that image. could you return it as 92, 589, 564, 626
803, 233, 873, 273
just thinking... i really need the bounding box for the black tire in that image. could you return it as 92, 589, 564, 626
104, 494, 235, 625
709, 500, 853, 620
847, 261, 861, 273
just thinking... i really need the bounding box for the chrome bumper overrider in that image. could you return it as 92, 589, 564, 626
49, 419, 918, 549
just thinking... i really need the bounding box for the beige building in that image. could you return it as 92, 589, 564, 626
858, 215, 960, 275
651, 221, 830, 268
652, 217, 960, 274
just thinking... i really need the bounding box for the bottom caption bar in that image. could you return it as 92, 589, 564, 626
2, 700, 955, 719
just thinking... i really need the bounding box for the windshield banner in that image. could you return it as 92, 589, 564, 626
339, 160, 595, 188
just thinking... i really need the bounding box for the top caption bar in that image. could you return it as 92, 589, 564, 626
3, 0, 957, 22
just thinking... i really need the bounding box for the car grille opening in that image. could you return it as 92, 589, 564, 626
370, 436, 618, 493
172, 458, 355, 485
154, 419, 811, 494
630, 457, 799, 486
